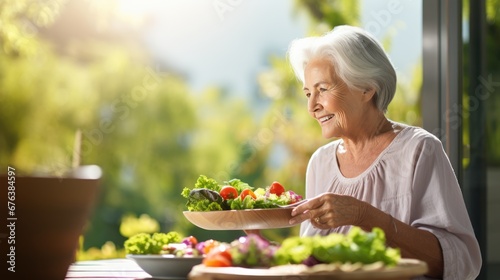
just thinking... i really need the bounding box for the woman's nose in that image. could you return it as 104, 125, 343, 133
308, 95, 321, 113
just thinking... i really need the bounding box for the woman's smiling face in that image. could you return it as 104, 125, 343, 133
303, 58, 366, 139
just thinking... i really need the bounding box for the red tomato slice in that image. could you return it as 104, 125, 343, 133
203, 254, 232, 267
269, 181, 285, 196
219, 185, 238, 200
203, 245, 232, 267
240, 189, 257, 200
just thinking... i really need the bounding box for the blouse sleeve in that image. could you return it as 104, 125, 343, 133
299, 146, 322, 237
410, 134, 482, 280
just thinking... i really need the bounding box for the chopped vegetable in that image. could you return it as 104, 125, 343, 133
194, 175, 221, 191
230, 234, 278, 267
196, 227, 400, 269
124, 231, 182, 255
224, 178, 252, 193
230, 194, 257, 210
182, 188, 227, 211
198, 239, 221, 254
269, 181, 285, 196
220, 185, 238, 200
182, 175, 303, 211
240, 189, 257, 200
182, 235, 198, 247
273, 227, 400, 267
162, 236, 203, 257
203, 244, 233, 267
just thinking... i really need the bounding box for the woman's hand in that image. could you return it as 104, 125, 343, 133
289, 193, 369, 229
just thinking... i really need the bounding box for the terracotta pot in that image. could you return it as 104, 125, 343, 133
0, 165, 101, 279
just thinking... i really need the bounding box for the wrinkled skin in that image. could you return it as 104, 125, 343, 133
289, 193, 369, 229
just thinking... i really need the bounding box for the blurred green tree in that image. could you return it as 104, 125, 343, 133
0, 0, 260, 249
0, 0, 65, 56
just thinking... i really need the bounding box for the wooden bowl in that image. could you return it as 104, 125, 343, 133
183, 208, 295, 230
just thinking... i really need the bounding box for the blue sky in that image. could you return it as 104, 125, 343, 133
136, 0, 422, 97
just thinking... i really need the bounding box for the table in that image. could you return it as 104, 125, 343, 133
65, 259, 168, 280
66, 258, 427, 280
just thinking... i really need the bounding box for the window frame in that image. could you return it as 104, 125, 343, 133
422, 0, 463, 183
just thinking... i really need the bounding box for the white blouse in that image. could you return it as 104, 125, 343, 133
300, 124, 481, 280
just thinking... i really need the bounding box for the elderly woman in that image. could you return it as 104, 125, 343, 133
287, 25, 481, 279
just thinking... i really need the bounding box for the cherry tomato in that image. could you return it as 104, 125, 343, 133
240, 189, 257, 200
269, 181, 286, 196
203, 244, 232, 267
219, 185, 238, 200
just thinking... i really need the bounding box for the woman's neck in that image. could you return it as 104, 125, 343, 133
338, 112, 396, 162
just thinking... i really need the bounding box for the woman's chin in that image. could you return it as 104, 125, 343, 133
321, 130, 338, 139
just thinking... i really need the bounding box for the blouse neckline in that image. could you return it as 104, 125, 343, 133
332, 124, 411, 182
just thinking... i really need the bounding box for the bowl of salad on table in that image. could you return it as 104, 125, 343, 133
125, 231, 210, 278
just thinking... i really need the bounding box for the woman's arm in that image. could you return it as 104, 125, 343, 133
359, 204, 444, 278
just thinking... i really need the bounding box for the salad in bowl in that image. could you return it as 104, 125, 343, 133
181, 175, 303, 211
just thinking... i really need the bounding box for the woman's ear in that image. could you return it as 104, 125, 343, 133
361, 87, 377, 102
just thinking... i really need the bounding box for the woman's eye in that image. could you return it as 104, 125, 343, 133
305, 92, 311, 98
319, 88, 327, 92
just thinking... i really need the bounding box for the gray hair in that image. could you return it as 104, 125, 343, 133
287, 25, 397, 112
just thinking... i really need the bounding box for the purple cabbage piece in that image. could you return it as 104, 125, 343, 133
182, 237, 194, 247
288, 190, 303, 203
302, 255, 321, 267
231, 234, 278, 267
237, 234, 270, 253
195, 241, 205, 254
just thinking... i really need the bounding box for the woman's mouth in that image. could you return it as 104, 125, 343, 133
319, 115, 334, 123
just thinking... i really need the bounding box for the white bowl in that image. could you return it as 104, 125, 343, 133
127, 254, 203, 278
